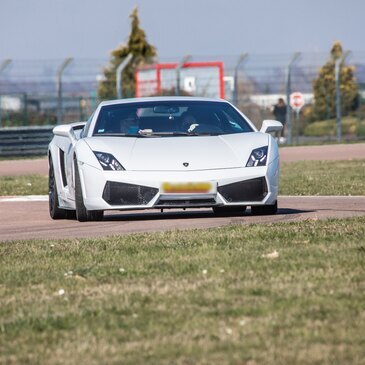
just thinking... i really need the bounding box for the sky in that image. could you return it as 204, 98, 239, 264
0, 0, 363, 60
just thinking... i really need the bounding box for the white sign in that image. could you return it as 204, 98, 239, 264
184, 77, 196, 93
290, 92, 305, 111
223, 76, 234, 91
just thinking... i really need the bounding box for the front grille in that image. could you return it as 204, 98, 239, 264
102, 181, 158, 206
218, 177, 267, 202
155, 198, 216, 208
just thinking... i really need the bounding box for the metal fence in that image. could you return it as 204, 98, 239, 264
1, 52, 364, 144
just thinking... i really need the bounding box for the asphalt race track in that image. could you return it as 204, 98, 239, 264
0, 144, 364, 242
0, 196, 364, 242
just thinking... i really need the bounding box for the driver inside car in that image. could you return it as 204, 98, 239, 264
181, 112, 199, 133
120, 112, 139, 134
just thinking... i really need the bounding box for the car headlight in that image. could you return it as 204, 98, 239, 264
246, 146, 268, 167
94, 151, 125, 171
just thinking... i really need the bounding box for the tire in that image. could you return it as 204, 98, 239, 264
65, 210, 77, 220
49, 157, 67, 219
74, 157, 104, 222
251, 200, 278, 216
213, 205, 246, 216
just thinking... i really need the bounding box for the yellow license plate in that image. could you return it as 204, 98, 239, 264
162, 182, 213, 194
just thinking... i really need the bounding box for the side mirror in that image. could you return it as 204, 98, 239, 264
53, 124, 77, 144
260, 120, 283, 134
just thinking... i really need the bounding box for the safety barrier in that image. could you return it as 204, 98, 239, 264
0, 126, 54, 157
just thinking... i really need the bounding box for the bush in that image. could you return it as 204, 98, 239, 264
1, 112, 57, 127
304, 117, 365, 137
356, 121, 365, 137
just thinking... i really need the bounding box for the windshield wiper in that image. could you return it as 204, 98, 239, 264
94, 133, 147, 138
95, 131, 222, 137
96, 132, 223, 137
137, 130, 192, 137
146, 132, 221, 137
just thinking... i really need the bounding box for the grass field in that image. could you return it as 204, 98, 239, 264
1, 217, 365, 364
0, 174, 48, 196
280, 159, 365, 196
1, 159, 364, 196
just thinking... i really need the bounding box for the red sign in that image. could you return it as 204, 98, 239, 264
290, 92, 305, 111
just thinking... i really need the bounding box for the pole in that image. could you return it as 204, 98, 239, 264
335, 51, 351, 142
335, 58, 341, 142
0, 59, 12, 127
295, 109, 300, 144
56, 58, 73, 125
23, 92, 28, 126
285, 52, 301, 144
176, 55, 192, 96
116, 53, 133, 99
233, 53, 248, 107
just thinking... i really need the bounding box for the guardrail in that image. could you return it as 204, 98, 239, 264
0, 126, 54, 157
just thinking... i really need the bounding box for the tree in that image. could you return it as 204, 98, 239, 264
98, 7, 157, 100
312, 41, 358, 120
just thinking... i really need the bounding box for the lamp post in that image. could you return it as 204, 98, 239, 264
56, 58, 73, 125
0, 59, 12, 127
116, 53, 133, 99
176, 55, 192, 96
335, 50, 351, 142
0, 59, 11, 74
233, 53, 248, 107
285, 52, 301, 144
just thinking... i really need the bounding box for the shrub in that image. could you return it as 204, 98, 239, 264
304, 116, 365, 137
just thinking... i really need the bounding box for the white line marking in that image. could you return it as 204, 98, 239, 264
0, 195, 48, 202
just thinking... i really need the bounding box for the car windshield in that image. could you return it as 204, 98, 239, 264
92, 100, 254, 137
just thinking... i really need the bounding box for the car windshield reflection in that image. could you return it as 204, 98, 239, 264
93, 101, 253, 137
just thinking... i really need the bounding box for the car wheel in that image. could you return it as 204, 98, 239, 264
65, 210, 77, 220
251, 200, 278, 215
74, 157, 104, 222
213, 205, 246, 216
49, 157, 68, 219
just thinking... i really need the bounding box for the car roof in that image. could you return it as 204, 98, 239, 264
98, 96, 228, 107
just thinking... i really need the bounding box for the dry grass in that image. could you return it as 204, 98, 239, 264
280, 159, 365, 195
0, 174, 47, 196
1, 217, 365, 364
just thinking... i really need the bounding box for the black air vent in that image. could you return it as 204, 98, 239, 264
102, 181, 158, 206
155, 198, 216, 208
218, 177, 267, 202
59, 148, 67, 187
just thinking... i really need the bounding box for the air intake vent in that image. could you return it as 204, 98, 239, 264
218, 177, 267, 202
155, 198, 216, 208
102, 181, 158, 206
59, 148, 67, 187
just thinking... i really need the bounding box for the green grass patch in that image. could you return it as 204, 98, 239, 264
1, 159, 364, 197
0, 174, 48, 196
1, 217, 365, 364
280, 159, 365, 196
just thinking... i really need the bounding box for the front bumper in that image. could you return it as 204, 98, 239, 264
78, 159, 279, 211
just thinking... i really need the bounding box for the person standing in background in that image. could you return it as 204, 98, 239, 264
273, 98, 287, 143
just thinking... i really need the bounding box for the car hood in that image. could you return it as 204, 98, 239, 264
84, 133, 269, 171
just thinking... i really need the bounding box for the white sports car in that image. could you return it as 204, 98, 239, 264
48, 97, 282, 222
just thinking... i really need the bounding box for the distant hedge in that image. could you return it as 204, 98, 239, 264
304, 117, 365, 137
